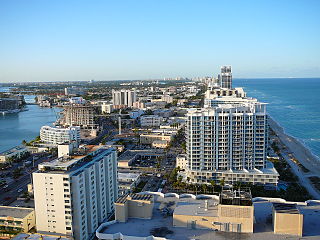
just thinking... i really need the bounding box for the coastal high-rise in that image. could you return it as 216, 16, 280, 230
33, 145, 118, 240
185, 96, 279, 185
218, 66, 232, 89
112, 90, 137, 109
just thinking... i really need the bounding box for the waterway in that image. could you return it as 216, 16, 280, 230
0, 93, 60, 152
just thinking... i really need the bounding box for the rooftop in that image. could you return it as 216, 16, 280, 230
38, 145, 114, 172
115, 193, 153, 204
273, 203, 300, 214
0, 206, 34, 219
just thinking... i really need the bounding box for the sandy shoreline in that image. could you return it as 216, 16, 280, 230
268, 117, 320, 174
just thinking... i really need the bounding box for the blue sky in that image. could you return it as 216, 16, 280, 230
0, 0, 319, 82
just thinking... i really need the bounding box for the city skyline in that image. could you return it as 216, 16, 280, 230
1, 0, 320, 82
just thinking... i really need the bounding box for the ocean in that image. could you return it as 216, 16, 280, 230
1, 79, 320, 160
234, 78, 320, 160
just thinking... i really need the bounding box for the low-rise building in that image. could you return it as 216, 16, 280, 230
272, 203, 303, 236
0, 206, 35, 233
118, 172, 141, 196
0, 146, 29, 163
140, 115, 162, 127
176, 154, 187, 169
115, 194, 154, 223
152, 140, 169, 149
140, 133, 172, 145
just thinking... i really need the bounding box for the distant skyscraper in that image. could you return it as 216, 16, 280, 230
33, 145, 118, 240
112, 90, 137, 109
219, 66, 232, 89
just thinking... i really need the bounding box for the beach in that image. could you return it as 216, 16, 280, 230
268, 117, 320, 173
269, 117, 320, 199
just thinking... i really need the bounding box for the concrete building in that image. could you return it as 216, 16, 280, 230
185, 102, 279, 185
64, 87, 85, 96
61, 105, 97, 129
218, 66, 232, 89
33, 145, 118, 240
112, 90, 137, 109
152, 140, 169, 149
161, 95, 173, 103
40, 126, 80, 145
115, 194, 154, 223
140, 133, 172, 145
101, 102, 113, 114
176, 154, 187, 170
0, 146, 29, 163
140, 115, 162, 127
0, 206, 35, 233
96, 190, 255, 240
173, 189, 254, 233
272, 203, 303, 236
118, 172, 141, 196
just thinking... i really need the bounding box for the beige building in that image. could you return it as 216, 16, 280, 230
140, 133, 172, 145
0, 206, 35, 233
176, 154, 187, 169
152, 140, 169, 149
272, 203, 303, 236
173, 189, 254, 233
115, 194, 154, 222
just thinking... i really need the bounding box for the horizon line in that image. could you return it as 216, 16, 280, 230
1, 76, 320, 84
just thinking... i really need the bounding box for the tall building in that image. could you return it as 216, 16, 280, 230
64, 87, 85, 96
219, 66, 232, 89
185, 97, 278, 185
40, 126, 81, 145
33, 145, 118, 240
61, 105, 98, 129
112, 90, 137, 109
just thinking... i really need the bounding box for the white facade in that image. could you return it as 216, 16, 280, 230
33, 146, 118, 240
140, 115, 162, 127
101, 103, 113, 114
40, 126, 81, 145
112, 90, 137, 109
185, 98, 279, 185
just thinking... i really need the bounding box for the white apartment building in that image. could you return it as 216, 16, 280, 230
40, 126, 80, 145
185, 99, 279, 185
33, 145, 118, 240
112, 90, 137, 109
140, 115, 162, 127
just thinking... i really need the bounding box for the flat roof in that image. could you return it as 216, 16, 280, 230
273, 203, 300, 214
174, 198, 219, 217
0, 206, 34, 219
115, 193, 153, 204
38, 145, 107, 171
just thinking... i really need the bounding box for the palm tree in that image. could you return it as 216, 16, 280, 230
210, 180, 216, 193
219, 179, 225, 187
